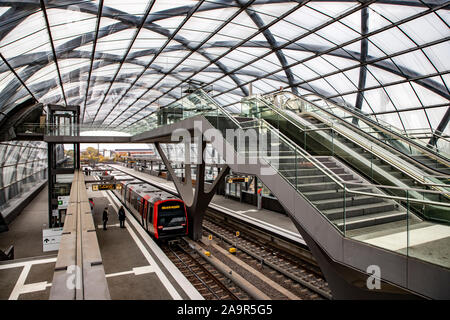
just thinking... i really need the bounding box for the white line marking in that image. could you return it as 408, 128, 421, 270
0, 257, 57, 270
133, 265, 155, 275
97, 223, 120, 229
105, 266, 155, 278
20, 281, 52, 295
105, 270, 134, 278
9, 264, 31, 300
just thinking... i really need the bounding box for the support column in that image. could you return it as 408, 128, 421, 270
155, 142, 230, 240
47, 143, 54, 227
74, 143, 80, 169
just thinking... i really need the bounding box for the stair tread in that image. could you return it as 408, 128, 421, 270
313, 194, 381, 205
303, 187, 372, 196
323, 201, 395, 214
333, 210, 407, 225
288, 173, 352, 180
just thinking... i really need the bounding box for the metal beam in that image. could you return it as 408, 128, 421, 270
82, 0, 104, 123
429, 106, 450, 147
91, 0, 156, 125
0, 53, 38, 103
238, 0, 298, 95
97, 0, 207, 126
354, 5, 369, 112
40, 0, 67, 107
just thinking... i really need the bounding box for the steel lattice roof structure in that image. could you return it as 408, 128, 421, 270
0, 0, 448, 136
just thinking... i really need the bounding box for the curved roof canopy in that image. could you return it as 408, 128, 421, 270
0, 0, 448, 135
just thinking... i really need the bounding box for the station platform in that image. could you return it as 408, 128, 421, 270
1, 177, 203, 300
0, 185, 54, 259
86, 179, 203, 300
108, 164, 304, 245
0, 184, 57, 300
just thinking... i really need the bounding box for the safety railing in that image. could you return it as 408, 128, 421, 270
15, 123, 127, 136
242, 94, 450, 186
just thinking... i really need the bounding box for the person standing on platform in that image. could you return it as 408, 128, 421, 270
257, 188, 263, 210
118, 206, 126, 228
102, 207, 109, 230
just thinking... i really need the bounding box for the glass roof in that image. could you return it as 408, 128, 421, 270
0, 0, 448, 138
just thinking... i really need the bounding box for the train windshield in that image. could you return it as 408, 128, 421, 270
157, 202, 186, 228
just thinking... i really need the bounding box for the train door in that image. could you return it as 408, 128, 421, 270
146, 201, 154, 235
128, 187, 133, 207
139, 198, 145, 226
120, 183, 125, 201
143, 200, 148, 230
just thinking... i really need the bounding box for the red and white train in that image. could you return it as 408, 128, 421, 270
113, 180, 188, 239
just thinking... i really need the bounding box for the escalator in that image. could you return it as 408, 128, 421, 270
240, 94, 450, 224
267, 91, 450, 176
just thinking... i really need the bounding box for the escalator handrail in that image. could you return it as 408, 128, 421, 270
270, 90, 450, 165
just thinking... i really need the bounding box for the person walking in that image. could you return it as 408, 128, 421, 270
102, 207, 108, 230
118, 205, 126, 228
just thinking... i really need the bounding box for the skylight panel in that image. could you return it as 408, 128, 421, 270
426, 106, 448, 130
315, 21, 360, 45
369, 3, 427, 23
399, 13, 449, 46
307, 78, 339, 96
367, 65, 405, 85
303, 56, 338, 76
391, 50, 437, 76
323, 73, 357, 94
384, 82, 422, 109
307, 1, 359, 18
411, 82, 449, 106
368, 28, 416, 56
219, 12, 258, 40
103, 0, 150, 15
47, 8, 96, 41
422, 42, 450, 73
398, 109, 429, 131
283, 5, 332, 30
363, 87, 396, 113
25, 62, 58, 85
282, 49, 315, 65
269, 20, 307, 41
290, 64, 319, 82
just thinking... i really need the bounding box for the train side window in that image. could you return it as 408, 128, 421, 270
149, 205, 154, 225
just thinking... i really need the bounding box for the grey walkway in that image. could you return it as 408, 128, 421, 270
0, 184, 54, 259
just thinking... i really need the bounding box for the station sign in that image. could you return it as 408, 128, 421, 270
92, 184, 118, 191
226, 176, 249, 184
42, 227, 63, 252
57, 196, 69, 209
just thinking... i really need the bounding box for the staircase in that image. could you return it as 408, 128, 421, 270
130, 89, 450, 299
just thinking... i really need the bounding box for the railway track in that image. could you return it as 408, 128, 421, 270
107, 164, 332, 299
202, 215, 332, 300
161, 240, 250, 300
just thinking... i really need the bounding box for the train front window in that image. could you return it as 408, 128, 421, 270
157, 203, 186, 228
159, 214, 185, 228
